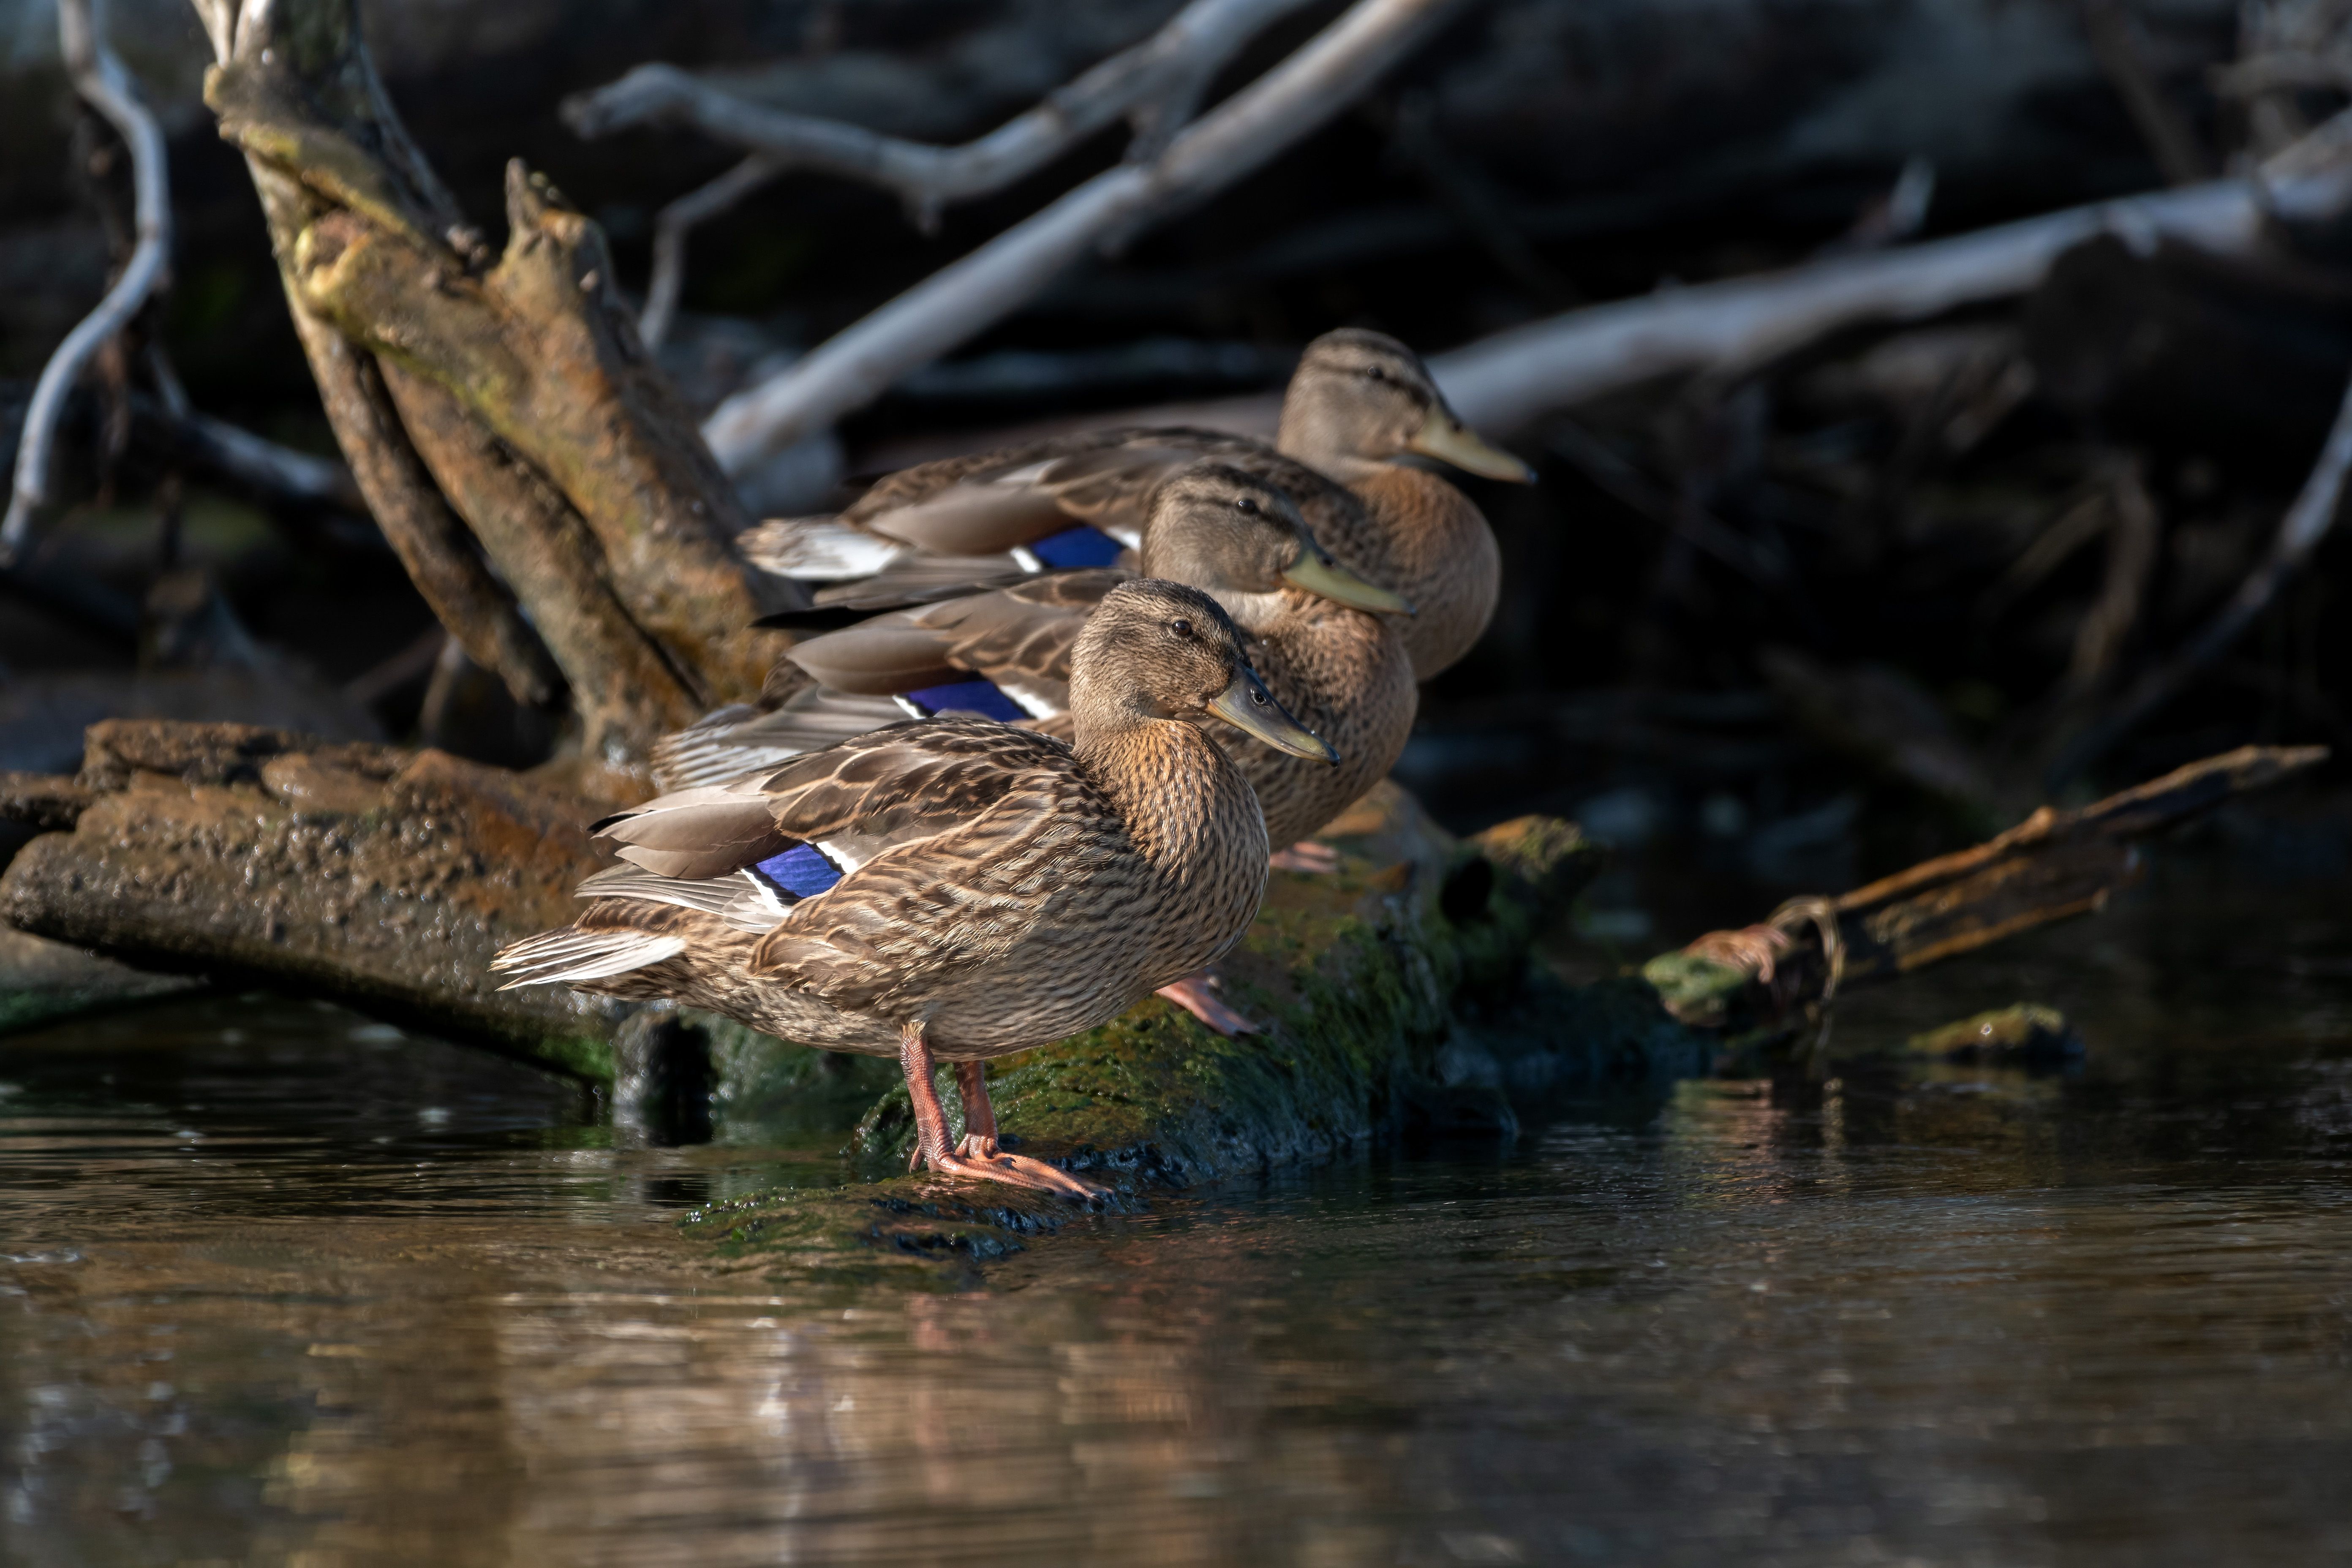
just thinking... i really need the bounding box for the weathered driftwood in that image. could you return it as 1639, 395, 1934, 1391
1646, 744, 2330, 1030
186, 0, 793, 755
0, 721, 632, 1073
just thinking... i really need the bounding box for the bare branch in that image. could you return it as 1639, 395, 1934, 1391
1423, 166, 2352, 437
703, 0, 1465, 473
2046, 369, 2352, 786
638, 154, 781, 351
2082, 0, 2212, 186
566, 0, 1318, 232
2, 0, 172, 563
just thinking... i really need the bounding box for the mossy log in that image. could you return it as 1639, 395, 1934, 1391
0, 727, 2324, 1282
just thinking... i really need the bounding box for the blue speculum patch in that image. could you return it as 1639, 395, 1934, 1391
906, 678, 1028, 723
754, 843, 844, 898
1027, 525, 1124, 569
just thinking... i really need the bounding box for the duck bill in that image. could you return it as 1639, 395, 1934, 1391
1408, 411, 1535, 483
1209, 669, 1339, 766
1281, 552, 1414, 615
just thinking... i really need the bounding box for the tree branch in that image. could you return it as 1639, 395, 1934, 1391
1422, 166, 2352, 437
2046, 370, 2352, 786
564, 0, 1320, 234
637, 153, 781, 351
702, 0, 1464, 473
2, 0, 171, 563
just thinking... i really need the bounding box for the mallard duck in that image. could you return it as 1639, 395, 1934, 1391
667, 463, 1419, 1035
742, 328, 1532, 680
493, 580, 1333, 1196
663, 466, 1414, 848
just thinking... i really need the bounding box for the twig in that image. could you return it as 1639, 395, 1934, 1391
1655, 744, 2329, 1026
638, 154, 781, 351
135, 354, 365, 511
1387, 91, 1576, 309
703, 0, 1463, 472
2082, 0, 2213, 185
1543, 419, 1789, 585
2047, 370, 2352, 787
2, 0, 171, 564
1424, 166, 2352, 436
566, 0, 1318, 234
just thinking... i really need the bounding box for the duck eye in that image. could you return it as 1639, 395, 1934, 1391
1236, 496, 1260, 515
1169, 617, 1193, 638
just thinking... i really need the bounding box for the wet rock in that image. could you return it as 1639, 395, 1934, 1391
610, 1002, 716, 1146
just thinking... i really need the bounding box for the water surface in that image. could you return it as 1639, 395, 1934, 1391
3, 872, 2349, 1566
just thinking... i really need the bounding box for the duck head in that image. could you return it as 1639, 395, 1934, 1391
1141, 462, 1411, 630
1070, 579, 1338, 765
1277, 328, 1535, 485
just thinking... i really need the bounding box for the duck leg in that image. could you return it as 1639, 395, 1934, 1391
1269, 841, 1342, 874
1154, 971, 1261, 1036
900, 1024, 1104, 1199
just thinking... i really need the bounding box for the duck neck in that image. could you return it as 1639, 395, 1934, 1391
1275, 420, 1388, 487
1074, 712, 1258, 875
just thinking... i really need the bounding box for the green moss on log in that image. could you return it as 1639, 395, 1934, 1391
680, 785, 1706, 1279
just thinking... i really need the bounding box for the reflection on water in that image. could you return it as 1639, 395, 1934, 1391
3, 873, 2351, 1566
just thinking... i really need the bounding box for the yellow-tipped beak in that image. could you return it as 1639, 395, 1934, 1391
1209, 667, 1339, 766
1281, 551, 1414, 615
1409, 411, 1535, 483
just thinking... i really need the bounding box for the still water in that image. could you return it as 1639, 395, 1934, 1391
2, 873, 2349, 1567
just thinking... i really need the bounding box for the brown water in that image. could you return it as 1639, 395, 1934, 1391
3, 874, 2351, 1567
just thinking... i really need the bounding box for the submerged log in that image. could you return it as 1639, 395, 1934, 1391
1645, 743, 2329, 1031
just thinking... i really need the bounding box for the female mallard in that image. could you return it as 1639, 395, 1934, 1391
662, 466, 1415, 860
743, 329, 1531, 680
662, 463, 1418, 1036
493, 580, 1334, 1196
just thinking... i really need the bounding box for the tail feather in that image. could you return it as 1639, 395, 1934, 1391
651, 691, 910, 791
491, 928, 687, 989
740, 516, 904, 580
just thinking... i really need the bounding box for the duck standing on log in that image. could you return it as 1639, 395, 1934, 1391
662, 462, 1420, 1032
492, 581, 1335, 1196
742, 328, 1533, 682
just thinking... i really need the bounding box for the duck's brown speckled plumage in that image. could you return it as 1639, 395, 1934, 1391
776, 580, 1411, 849
1235, 589, 1417, 848
740, 329, 1529, 681
1345, 464, 1499, 679
552, 719, 1265, 1059
675, 466, 1417, 848
495, 583, 1293, 1063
